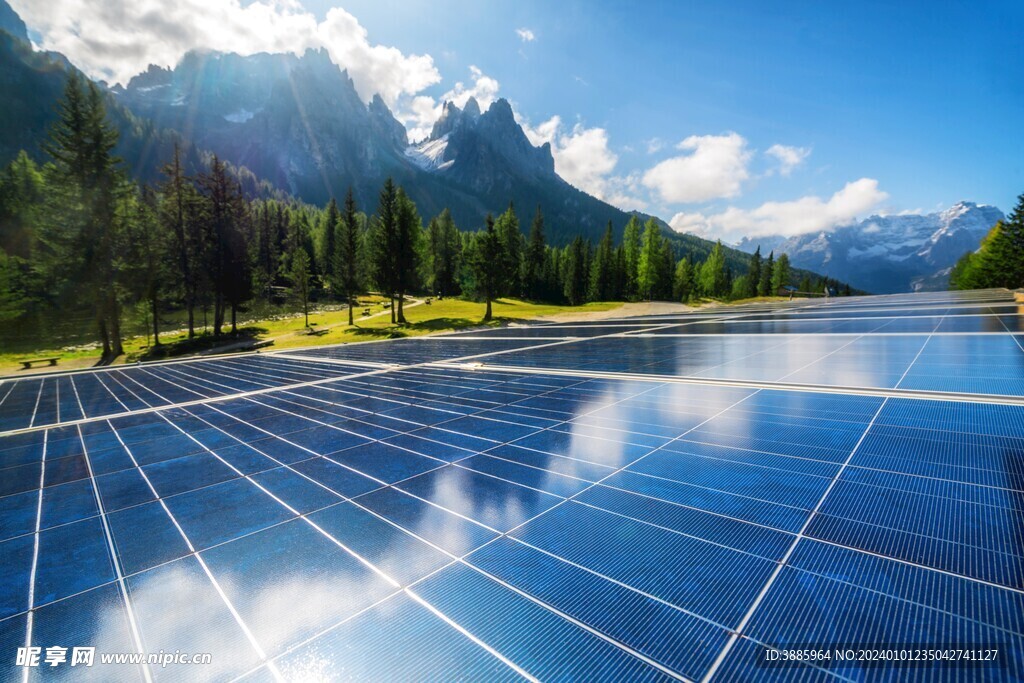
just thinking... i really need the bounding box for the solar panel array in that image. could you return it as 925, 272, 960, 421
1, 289, 1022, 681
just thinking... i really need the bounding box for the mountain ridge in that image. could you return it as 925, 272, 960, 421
735, 201, 1004, 293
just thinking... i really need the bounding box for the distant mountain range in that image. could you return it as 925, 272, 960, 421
736, 202, 1004, 293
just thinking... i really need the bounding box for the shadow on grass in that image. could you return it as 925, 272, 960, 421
406, 316, 501, 331
128, 326, 270, 362
339, 315, 502, 342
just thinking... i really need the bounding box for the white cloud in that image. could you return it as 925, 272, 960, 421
765, 144, 811, 176
523, 116, 645, 210
441, 65, 501, 110
401, 65, 501, 142
9, 0, 440, 104
316, 7, 441, 105
516, 28, 536, 42
642, 132, 752, 203
523, 115, 562, 147
669, 178, 889, 243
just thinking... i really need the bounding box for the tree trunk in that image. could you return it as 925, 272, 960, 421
187, 299, 195, 339
348, 293, 354, 326
231, 304, 237, 335
484, 298, 492, 322
396, 294, 406, 324
214, 294, 224, 336
390, 296, 395, 324
109, 297, 124, 357
98, 316, 111, 359
304, 300, 309, 329
152, 295, 161, 346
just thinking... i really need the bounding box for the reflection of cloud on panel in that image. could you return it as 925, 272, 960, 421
425, 467, 526, 532
565, 389, 626, 468
124, 560, 264, 681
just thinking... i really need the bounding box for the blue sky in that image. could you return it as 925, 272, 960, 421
13, 0, 1024, 240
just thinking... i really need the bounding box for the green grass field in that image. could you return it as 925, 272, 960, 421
0, 297, 627, 376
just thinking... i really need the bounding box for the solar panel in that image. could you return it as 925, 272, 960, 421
0, 289, 1022, 681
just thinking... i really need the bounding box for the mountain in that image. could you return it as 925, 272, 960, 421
406, 97, 641, 244
116, 49, 643, 245
736, 202, 1004, 293
0, 0, 851, 291
117, 49, 415, 201
0, 0, 26, 42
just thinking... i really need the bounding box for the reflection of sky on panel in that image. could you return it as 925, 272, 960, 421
3, 289, 1024, 682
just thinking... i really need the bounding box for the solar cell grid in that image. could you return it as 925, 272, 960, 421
0, 289, 1022, 681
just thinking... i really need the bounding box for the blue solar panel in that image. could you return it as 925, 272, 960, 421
1, 290, 1022, 681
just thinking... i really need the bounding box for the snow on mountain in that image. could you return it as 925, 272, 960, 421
735, 201, 1004, 293
404, 134, 453, 171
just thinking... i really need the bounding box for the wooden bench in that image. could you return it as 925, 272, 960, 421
20, 357, 59, 370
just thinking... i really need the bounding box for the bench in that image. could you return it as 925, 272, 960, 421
20, 357, 59, 370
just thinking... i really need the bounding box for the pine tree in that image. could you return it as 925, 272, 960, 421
469, 215, 505, 321
495, 202, 522, 297
772, 253, 791, 294
42, 73, 127, 360
622, 215, 641, 298
322, 197, 339, 283
523, 205, 546, 300
289, 245, 311, 328
0, 151, 45, 259
394, 188, 422, 324
426, 208, 461, 299
159, 142, 203, 336
563, 236, 588, 305
334, 187, 362, 325
985, 195, 1024, 287
674, 256, 693, 302
747, 246, 762, 298
589, 222, 615, 301
198, 155, 250, 335
698, 240, 728, 298
759, 251, 774, 296
637, 219, 662, 300
657, 237, 675, 300
613, 245, 627, 301
124, 187, 170, 346
369, 178, 400, 323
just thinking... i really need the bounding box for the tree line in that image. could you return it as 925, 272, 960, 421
0, 74, 848, 360
950, 194, 1024, 291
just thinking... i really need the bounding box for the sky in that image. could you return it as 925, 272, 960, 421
10, 0, 1024, 243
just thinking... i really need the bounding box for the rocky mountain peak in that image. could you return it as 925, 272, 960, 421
463, 96, 481, 119
429, 101, 466, 140
483, 97, 514, 123
369, 93, 409, 149
126, 64, 172, 91
0, 0, 28, 43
